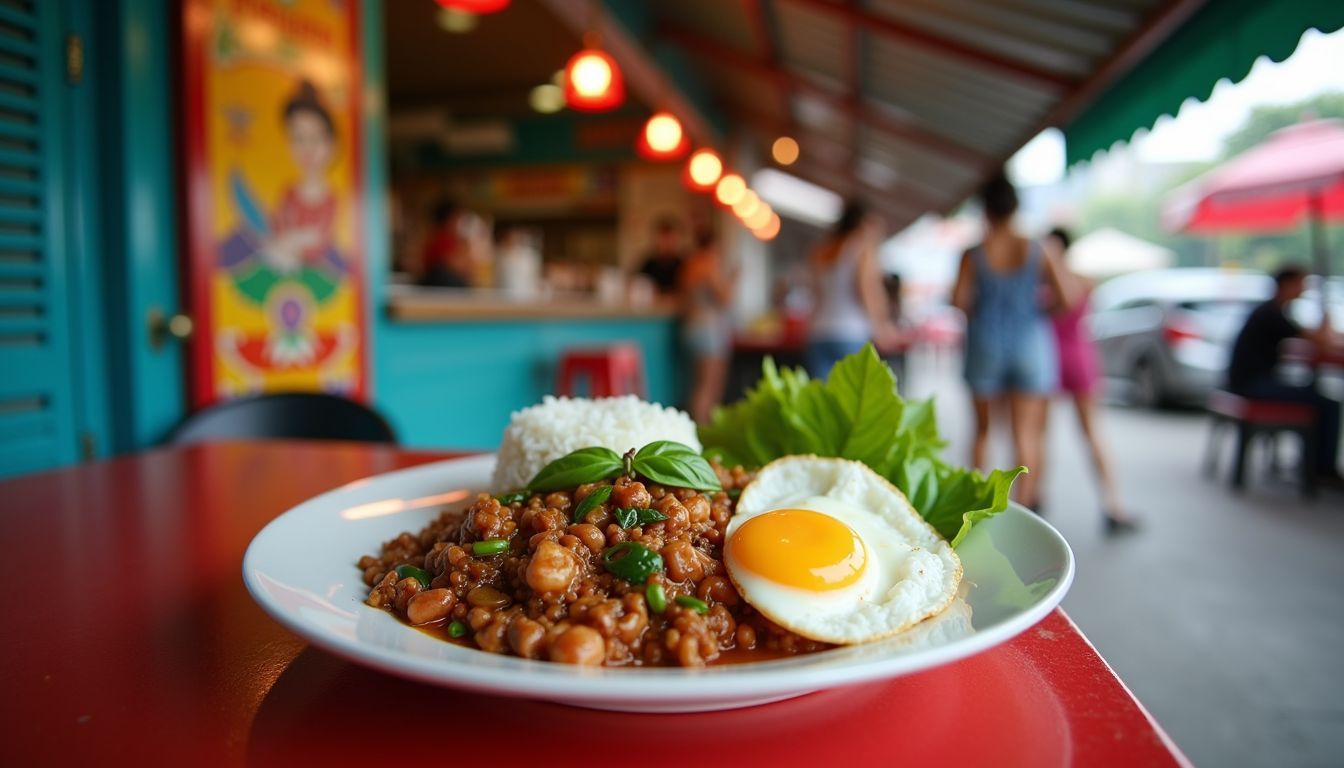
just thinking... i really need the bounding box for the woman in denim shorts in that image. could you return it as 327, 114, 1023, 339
953, 174, 1073, 512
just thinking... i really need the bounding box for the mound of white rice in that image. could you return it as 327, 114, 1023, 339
491, 396, 701, 492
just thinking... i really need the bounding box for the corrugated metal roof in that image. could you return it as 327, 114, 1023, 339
652, 0, 1205, 229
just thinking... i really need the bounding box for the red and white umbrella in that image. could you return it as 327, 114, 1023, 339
1164, 118, 1344, 282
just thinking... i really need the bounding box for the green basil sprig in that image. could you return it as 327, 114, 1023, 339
613, 506, 668, 529
571, 485, 613, 523
526, 441, 721, 493
631, 441, 721, 491
528, 447, 623, 492
494, 491, 529, 505
602, 542, 664, 583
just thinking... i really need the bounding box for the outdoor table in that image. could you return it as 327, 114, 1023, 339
0, 442, 1189, 767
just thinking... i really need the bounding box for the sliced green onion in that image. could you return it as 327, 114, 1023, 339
447, 620, 468, 638
646, 583, 667, 613
675, 595, 709, 614
472, 539, 509, 556
600, 541, 664, 584
395, 564, 430, 587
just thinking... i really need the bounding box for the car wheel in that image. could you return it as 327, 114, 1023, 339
1132, 358, 1164, 409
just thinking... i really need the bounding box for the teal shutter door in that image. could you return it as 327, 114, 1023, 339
0, 0, 80, 478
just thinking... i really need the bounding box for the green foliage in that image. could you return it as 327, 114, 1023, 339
1221, 93, 1344, 159
1073, 91, 1344, 275
700, 346, 1022, 547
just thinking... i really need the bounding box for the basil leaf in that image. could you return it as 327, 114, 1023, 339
613, 507, 667, 528
631, 441, 722, 491
613, 506, 637, 529
528, 447, 623, 492
637, 507, 668, 524
572, 484, 612, 523
494, 491, 529, 505
601, 542, 663, 584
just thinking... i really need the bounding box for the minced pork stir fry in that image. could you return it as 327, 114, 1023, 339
360, 462, 830, 667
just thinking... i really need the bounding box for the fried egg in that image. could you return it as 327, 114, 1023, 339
725, 456, 962, 645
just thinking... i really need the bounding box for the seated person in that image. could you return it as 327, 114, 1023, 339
637, 216, 686, 298
1226, 265, 1341, 484
419, 200, 471, 288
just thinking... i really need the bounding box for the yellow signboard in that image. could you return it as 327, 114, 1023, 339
183, 0, 365, 405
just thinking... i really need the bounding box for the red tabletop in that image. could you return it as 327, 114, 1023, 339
0, 442, 1189, 767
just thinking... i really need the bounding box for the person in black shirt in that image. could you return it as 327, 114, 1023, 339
636, 216, 686, 297
1226, 265, 1341, 482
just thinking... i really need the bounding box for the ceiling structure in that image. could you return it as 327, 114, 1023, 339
385, 0, 1214, 231
384, 1, 581, 115
646, 0, 1208, 229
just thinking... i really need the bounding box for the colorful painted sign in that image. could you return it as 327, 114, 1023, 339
183, 0, 365, 405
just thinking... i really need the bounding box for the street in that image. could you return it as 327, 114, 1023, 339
903, 349, 1344, 768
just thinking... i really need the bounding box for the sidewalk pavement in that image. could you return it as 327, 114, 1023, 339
902, 348, 1344, 768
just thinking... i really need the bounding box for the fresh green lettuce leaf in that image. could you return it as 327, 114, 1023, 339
701, 344, 1022, 547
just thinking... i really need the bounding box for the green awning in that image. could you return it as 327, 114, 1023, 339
1064, 0, 1344, 166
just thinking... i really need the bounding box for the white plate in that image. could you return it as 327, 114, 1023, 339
243, 454, 1074, 712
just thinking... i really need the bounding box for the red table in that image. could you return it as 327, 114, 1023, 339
0, 442, 1189, 767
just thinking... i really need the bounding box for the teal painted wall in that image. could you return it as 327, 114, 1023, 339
97, 0, 185, 452
361, 0, 390, 405
366, 0, 683, 451
2, 0, 687, 477
375, 318, 681, 450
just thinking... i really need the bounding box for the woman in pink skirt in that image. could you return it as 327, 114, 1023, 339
1045, 228, 1137, 533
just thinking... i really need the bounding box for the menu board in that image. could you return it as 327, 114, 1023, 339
182, 0, 366, 405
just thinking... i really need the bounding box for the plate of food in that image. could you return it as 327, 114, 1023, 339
244, 347, 1073, 711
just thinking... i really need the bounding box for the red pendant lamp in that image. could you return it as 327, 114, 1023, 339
684, 149, 723, 191
435, 0, 510, 13
637, 111, 689, 160
564, 44, 624, 112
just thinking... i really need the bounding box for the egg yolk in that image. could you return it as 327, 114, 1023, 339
729, 508, 867, 591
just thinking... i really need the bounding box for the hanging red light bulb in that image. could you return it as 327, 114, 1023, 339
753, 213, 781, 241
715, 174, 747, 207
636, 111, 689, 160
435, 0, 510, 13
684, 149, 723, 190
564, 47, 624, 112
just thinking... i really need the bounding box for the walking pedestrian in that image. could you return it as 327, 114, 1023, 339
805, 202, 901, 379
1043, 227, 1138, 531
952, 174, 1073, 511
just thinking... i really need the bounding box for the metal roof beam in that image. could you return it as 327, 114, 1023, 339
942, 0, 1209, 214
781, 0, 1078, 91
1037, 0, 1209, 134
729, 106, 947, 215
789, 158, 928, 226
659, 24, 992, 170
847, 1, 865, 181
538, 0, 719, 145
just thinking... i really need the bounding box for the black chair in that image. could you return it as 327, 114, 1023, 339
168, 393, 397, 445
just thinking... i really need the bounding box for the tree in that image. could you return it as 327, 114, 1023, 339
1220, 92, 1344, 158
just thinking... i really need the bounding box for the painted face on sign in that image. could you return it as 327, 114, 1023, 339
286, 111, 334, 180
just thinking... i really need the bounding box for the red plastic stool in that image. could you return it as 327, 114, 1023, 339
556, 344, 646, 398
1203, 389, 1318, 496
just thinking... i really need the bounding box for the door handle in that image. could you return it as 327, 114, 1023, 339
147, 307, 195, 351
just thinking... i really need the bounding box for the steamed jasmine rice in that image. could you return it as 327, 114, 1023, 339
491, 396, 702, 492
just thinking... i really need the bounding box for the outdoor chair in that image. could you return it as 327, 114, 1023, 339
1202, 389, 1317, 497
168, 393, 398, 445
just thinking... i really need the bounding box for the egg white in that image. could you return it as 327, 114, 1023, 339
726, 456, 962, 645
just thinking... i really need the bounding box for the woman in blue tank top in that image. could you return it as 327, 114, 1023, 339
952, 174, 1073, 512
